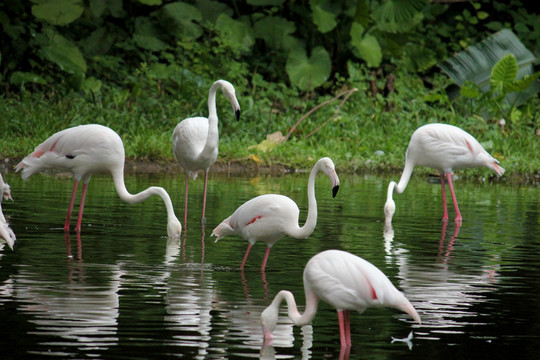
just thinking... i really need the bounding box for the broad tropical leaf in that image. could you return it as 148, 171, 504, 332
39, 28, 87, 75
350, 22, 382, 68
372, 0, 428, 33
215, 14, 254, 51
161, 2, 202, 39
439, 29, 539, 105
254, 16, 296, 51
311, 2, 337, 34
31, 0, 84, 26
286, 46, 331, 91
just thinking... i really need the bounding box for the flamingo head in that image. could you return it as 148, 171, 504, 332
167, 217, 182, 239
260, 305, 278, 344
2, 183, 13, 202
318, 157, 340, 198
220, 80, 241, 121
396, 296, 422, 325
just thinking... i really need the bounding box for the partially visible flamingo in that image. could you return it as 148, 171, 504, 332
0, 173, 16, 249
15, 124, 182, 237
172, 80, 240, 228
384, 123, 504, 226
212, 157, 339, 272
261, 249, 421, 347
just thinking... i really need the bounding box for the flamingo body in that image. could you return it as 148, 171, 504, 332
385, 123, 504, 226
16, 124, 182, 237
261, 250, 421, 347
0, 173, 16, 249
172, 80, 240, 227
212, 157, 340, 271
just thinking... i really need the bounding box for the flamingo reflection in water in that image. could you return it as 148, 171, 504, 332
0, 173, 15, 250
383, 224, 500, 336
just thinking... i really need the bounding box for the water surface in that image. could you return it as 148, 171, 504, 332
0, 171, 538, 359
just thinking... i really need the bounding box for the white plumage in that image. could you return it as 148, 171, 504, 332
384, 123, 504, 226
212, 157, 340, 272
261, 250, 421, 347
0, 173, 16, 249
172, 80, 240, 228
16, 124, 182, 237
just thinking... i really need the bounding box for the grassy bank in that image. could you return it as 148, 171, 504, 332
1, 72, 539, 182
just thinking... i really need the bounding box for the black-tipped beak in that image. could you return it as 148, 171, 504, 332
235, 109, 241, 121
332, 185, 339, 198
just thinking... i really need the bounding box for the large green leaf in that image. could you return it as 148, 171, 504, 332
372, 0, 427, 33
39, 28, 86, 75
215, 14, 254, 51
490, 54, 518, 95
160, 2, 202, 39
286, 46, 331, 91
134, 17, 169, 51
254, 16, 296, 51
196, 0, 232, 24
350, 22, 382, 68
31, 0, 84, 26
439, 29, 539, 105
311, 2, 337, 34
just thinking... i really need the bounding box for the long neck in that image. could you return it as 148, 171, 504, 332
111, 167, 178, 224
394, 156, 415, 194
272, 290, 319, 327
199, 81, 221, 161
291, 163, 320, 238
384, 156, 415, 227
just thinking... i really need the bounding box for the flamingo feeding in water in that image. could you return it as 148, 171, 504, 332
0, 173, 16, 249
384, 123, 504, 226
15, 124, 182, 238
172, 80, 240, 228
261, 249, 421, 347
211, 157, 340, 272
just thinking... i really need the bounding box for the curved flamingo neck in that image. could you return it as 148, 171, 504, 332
384, 156, 415, 227
272, 290, 319, 327
291, 162, 321, 238
199, 81, 223, 164
394, 157, 415, 194
110, 167, 179, 227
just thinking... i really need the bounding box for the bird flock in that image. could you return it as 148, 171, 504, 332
0, 79, 505, 349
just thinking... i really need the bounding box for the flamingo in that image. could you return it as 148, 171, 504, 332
261, 249, 421, 347
384, 123, 504, 226
172, 79, 240, 227
211, 157, 340, 272
15, 124, 182, 238
0, 173, 16, 249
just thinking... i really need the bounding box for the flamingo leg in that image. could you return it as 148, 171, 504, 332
64, 180, 79, 231
446, 172, 462, 224
240, 243, 253, 270
201, 170, 209, 225
440, 174, 449, 222
260, 246, 272, 272
184, 173, 189, 231
75, 183, 88, 232
338, 310, 351, 347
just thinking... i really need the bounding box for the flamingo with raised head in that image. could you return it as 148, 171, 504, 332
384, 123, 504, 226
212, 157, 339, 272
261, 249, 421, 347
0, 173, 16, 249
172, 80, 240, 228
15, 124, 182, 237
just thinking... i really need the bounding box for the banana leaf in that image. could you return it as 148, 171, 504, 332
439, 29, 539, 106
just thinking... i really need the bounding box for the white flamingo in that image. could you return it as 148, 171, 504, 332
172, 80, 240, 227
212, 157, 340, 272
261, 249, 421, 347
15, 124, 182, 237
384, 123, 504, 226
0, 173, 16, 249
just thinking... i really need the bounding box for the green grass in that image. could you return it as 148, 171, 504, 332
1, 72, 539, 182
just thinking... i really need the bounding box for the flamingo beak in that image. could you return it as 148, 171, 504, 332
332, 185, 339, 198
235, 109, 241, 121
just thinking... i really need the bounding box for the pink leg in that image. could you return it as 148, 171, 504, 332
240, 243, 253, 270
344, 310, 351, 347
75, 183, 88, 232
201, 170, 209, 224
64, 180, 79, 231
184, 174, 189, 231
440, 174, 448, 222
260, 246, 271, 272
338, 310, 350, 347
446, 173, 462, 224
